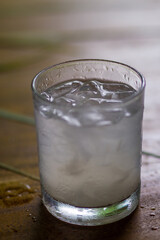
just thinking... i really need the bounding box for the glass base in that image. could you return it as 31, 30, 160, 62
42, 187, 140, 226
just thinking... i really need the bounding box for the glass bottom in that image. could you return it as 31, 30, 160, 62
42, 187, 140, 226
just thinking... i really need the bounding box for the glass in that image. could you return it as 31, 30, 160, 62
31, 59, 145, 226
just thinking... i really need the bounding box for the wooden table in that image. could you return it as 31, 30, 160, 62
0, 0, 160, 239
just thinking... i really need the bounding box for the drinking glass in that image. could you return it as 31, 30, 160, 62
31, 59, 145, 226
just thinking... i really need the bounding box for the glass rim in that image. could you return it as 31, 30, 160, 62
31, 59, 146, 108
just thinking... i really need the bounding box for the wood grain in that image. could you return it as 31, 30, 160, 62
0, 0, 160, 239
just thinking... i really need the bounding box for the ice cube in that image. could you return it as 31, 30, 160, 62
40, 79, 135, 126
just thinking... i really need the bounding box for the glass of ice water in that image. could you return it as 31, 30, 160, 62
31, 59, 145, 226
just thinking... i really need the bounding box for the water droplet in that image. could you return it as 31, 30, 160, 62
73, 66, 79, 72
56, 70, 61, 78
151, 207, 156, 210
140, 205, 145, 208
25, 184, 31, 190
150, 213, 155, 216
151, 226, 158, 230
32, 216, 37, 222
103, 65, 108, 71
6, 190, 12, 193
0, 182, 35, 207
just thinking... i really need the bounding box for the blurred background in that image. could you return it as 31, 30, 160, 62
1, 0, 160, 152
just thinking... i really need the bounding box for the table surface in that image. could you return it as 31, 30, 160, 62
0, 0, 160, 239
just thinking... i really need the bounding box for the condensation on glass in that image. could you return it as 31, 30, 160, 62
31, 59, 145, 226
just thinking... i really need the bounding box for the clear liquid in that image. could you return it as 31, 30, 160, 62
35, 79, 142, 207
40, 79, 136, 127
